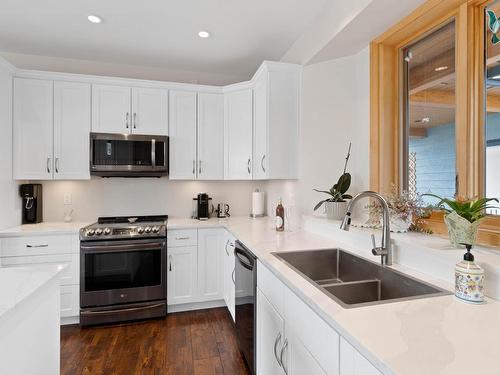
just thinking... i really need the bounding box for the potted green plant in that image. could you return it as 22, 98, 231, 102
313, 144, 352, 220
424, 194, 499, 247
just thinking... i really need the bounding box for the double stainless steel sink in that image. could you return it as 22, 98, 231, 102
273, 249, 450, 308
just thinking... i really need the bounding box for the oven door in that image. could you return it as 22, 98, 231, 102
80, 239, 167, 308
90, 133, 168, 177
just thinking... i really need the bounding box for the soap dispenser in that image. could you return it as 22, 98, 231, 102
455, 243, 484, 303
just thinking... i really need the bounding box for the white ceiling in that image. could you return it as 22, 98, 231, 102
0, 0, 327, 81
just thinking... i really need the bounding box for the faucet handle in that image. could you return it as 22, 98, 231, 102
371, 234, 377, 250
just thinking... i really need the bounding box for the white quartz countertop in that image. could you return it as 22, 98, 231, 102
0, 222, 89, 237
0, 265, 63, 319
213, 216, 500, 375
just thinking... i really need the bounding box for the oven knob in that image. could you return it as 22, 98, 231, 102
104, 228, 111, 235
137, 227, 144, 234
95, 228, 103, 235
144, 226, 152, 233
152, 226, 159, 233
86, 229, 95, 236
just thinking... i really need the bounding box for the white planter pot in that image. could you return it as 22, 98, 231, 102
324, 201, 348, 220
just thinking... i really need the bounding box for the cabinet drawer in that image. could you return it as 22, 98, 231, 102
284, 287, 339, 375
60, 284, 80, 318
257, 261, 284, 316
1, 253, 79, 286
0, 234, 77, 257
167, 229, 197, 247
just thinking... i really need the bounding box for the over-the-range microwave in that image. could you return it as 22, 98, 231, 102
90, 133, 169, 177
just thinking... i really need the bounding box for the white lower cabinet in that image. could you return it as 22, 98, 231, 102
286, 333, 328, 375
0, 234, 80, 323
223, 231, 236, 321
197, 228, 223, 301
339, 337, 382, 375
167, 228, 225, 307
257, 289, 285, 375
167, 245, 198, 305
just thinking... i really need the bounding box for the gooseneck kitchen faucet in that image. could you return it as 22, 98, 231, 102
340, 191, 393, 266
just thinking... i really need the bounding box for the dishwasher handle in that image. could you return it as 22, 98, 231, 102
234, 243, 255, 271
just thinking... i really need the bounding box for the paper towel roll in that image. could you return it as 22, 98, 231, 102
252, 191, 266, 216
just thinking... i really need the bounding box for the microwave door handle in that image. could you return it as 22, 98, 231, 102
151, 139, 156, 168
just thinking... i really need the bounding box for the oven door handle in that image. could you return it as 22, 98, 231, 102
81, 303, 165, 316
81, 242, 164, 253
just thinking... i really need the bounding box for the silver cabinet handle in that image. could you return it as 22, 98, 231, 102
192, 160, 195, 175
47, 157, 51, 173
199, 160, 202, 174
55, 158, 59, 173
280, 339, 289, 374
26, 244, 48, 248
225, 239, 230, 256
261, 154, 266, 173
274, 332, 283, 367
168, 254, 172, 272
231, 269, 235, 284
126, 112, 130, 129
247, 158, 251, 174
175, 236, 190, 240
133, 113, 137, 129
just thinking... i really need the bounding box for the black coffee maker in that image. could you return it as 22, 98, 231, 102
20, 184, 43, 224
193, 193, 213, 220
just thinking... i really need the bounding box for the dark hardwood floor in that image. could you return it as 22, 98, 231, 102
61, 308, 250, 375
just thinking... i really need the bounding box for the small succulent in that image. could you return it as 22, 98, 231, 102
424, 194, 499, 223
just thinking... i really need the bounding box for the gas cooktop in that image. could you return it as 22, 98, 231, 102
80, 215, 168, 241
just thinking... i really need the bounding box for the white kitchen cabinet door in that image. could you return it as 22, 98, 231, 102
167, 246, 197, 305
257, 289, 285, 375
253, 74, 268, 180
224, 88, 253, 180
13, 78, 54, 180
53, 81, 91, 180
131, 87, 168, 135
283, 333, 327, 375
197, 92, 224, 180
197, 228, 223, 301
340, 337, 382, 375
91, 84, 131, 134
169, 90, 197, 180
223, 231, 236, 321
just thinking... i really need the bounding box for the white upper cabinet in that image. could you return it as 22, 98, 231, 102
197, 92, 224, 180
252, 63, 300, 180
53, 81, 91, 180
168, 90, 197, 180
224, 88, 253, 180
92, 84, 168, 135
13, 78, 91, 180
13, 78, 54, 180
91, 84, 131, 134
131, 87, 168, 135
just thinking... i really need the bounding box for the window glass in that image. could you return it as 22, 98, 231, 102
403, 21, 456, 204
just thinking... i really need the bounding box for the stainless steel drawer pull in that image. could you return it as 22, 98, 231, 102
199, 160, 202, 174
168, 255, 172, 271
175, 236, 190, 240
47, 157, 51, 173
247, 158, 251, 174
133, 113, 137, 129
261, 154, 266, 173
225, 239, 230, 256
231, 269, 235, 285
192, 160, 195, 174
280, 339, 289, 374
126, 112, 130, 129
274, 332, 282, 367
55, 158, 60, 173
26, 244, 49, 248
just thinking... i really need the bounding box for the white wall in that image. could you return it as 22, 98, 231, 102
0, 60, 21, 229
267, 47, 370, 220
41, 178, 264, 222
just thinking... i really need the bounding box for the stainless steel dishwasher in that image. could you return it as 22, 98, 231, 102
234, 240, 257, 375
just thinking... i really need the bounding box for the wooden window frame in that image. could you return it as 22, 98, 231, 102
370, 0, 500, 247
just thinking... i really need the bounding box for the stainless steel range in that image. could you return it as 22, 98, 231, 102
79, 215, 168, 326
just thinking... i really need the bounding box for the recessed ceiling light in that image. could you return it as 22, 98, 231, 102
87, 15, 102, 24
198, 31, 211, 38
434, 66, 448, 72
